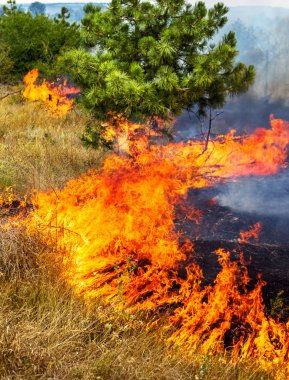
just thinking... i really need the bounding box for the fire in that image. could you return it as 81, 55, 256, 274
0, 187, 29, 220
238, 222, 262, 243
23, 69, 80, 116
23, 116, 289, 376
100, 113, 173, 154
169, 249, 289, 371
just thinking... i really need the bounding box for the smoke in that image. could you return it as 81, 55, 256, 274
203, 8, 289, 226
216, 170, 289, 217
175, 7, 289, 138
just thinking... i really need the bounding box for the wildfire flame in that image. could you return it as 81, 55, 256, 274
23, 116, 289, 376
100, 113, 173, 154
23, 69, 80, 116
238, 222, 262, 243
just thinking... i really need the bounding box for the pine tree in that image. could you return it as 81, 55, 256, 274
60, 0, 255, 123
2, 0, 18, 16
55, 7, 71, 26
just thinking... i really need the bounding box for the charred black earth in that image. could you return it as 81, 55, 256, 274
176, 178, 289, 319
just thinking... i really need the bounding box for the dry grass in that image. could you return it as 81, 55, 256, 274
0, 86, 104, 194
0, 227, 275, 380
0, 88, 278, 380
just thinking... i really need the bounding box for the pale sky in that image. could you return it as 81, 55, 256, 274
204, 0, 289, 7
1, 0, 289, 8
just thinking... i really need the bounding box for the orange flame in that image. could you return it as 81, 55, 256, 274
23, 69, 80, 116
238, 222, 262, 243
23, 116, 289, 375
101, 113, 172, 155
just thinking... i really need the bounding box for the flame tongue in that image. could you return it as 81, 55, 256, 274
23, 69, 80, 116
25, 117, 289, 373
183, 117, 289, 180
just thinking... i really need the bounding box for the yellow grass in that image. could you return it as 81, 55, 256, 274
0, 87, 104, 193
0, 227, 275, 380
0, 88, 278, 379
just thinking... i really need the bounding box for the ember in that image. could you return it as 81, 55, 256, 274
23, 116, 289, 376
23, 69, 80, 116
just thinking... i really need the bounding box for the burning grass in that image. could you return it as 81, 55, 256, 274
23, 69, 80, 117
0, 90, 288, 379
21, 117, 289, 378
0, 226, 275, 380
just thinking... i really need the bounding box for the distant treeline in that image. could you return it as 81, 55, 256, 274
16, 2, 108, 23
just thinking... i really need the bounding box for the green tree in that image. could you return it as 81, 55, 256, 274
61, 0, 255, 125
28, 1, 46, 16
0, 42, 13, 82
0, 1, 81, 80
55, 7, 71, 26
2, 0, 18, 16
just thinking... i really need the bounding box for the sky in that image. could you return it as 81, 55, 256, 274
1, 0, 289, 7
204, 0, 289, 7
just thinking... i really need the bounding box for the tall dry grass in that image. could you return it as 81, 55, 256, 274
0, 87, 104, 194
0, 87, 278, 379
0, 227, 275, 380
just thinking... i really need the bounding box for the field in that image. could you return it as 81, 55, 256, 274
0, 88, 277, 379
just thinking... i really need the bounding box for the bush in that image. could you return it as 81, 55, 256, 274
0, 7, 81, 80
0, 42, 13, 82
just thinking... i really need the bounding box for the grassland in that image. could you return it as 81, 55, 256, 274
0, 87, 277, 379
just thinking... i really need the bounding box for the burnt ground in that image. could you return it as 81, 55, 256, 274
2, 186, 289, 318
175, 184, 289, 319
184, 240, 289, 319
0, 200, 33, 219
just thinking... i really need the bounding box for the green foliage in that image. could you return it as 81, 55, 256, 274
2, 0, 17, 16
60, 0, 255, 121
81, 119, 113, 149
0, 1, 81, 80
54, 6, 71, 26
270, 290, 289, 319
0, 42, 13, 81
